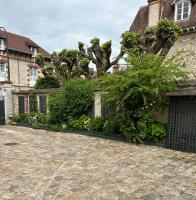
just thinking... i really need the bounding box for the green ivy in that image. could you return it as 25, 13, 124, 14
29, 93, 38, 113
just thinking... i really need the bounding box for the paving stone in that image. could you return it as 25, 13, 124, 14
0, 125, 195, 200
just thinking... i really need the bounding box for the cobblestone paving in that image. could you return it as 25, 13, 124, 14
0, 125, 195, 200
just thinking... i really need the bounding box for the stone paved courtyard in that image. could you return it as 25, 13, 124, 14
0, 125, 195, 200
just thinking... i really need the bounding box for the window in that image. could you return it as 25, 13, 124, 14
18, 96, 25, 115
39, 95, 47, 113
29, 67, 36, 78
0, 38, 5, 50
0, 62, 6, 81
31, 47, 38, 57
175, 0, 191, 21
29, 67, 37, 86
0, 62, 5, 73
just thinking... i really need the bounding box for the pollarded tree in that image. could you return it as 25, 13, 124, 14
36, 49, 91, 86
122, 19, 181, 57
79, 19, 181, 77
79, 38, 126, 77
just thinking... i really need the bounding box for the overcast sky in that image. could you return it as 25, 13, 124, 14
1, 0, 146, 55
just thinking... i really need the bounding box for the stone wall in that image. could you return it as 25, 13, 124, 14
168, 32, 196, 73
9, 53, 42, 90
12, 89, 103, 119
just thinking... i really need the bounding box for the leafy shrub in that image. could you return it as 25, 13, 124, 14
148, 122, 166, 143
13, 113, 30, 123
48, 78, 94, 123
68, 115, 91, 130
13, 112, 48, 127
90, 117, 105, 131
29, 112, 48, 125
103, 117, 121, 135
48, 124, 64, 132
34, 77, 60, 89
121, 119, 148, 143
121, 115, 166, 143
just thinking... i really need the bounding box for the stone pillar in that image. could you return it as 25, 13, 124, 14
2, 87, 13, 124
12, 93, 19, 116
94, 92, 102, 117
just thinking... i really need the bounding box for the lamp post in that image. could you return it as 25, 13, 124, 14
0, 27, 10, 82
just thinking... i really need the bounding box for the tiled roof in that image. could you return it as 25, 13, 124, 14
130, 6, 149, 32
0, 30, 49, 58
130, 0, 196, 32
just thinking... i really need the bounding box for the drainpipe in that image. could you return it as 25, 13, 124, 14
17, 58, 20, 91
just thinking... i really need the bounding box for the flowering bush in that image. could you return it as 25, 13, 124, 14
68, 115, 91, 130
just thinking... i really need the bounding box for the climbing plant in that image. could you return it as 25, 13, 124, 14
29, 93, 38, 113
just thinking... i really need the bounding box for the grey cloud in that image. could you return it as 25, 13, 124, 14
1, 0, 147, 54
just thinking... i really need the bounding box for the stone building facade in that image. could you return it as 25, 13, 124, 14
130, 0, 196, 72
0, 30, 49, 124
130, 0, 196, 123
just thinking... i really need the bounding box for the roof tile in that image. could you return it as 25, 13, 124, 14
0, 30, 49, 58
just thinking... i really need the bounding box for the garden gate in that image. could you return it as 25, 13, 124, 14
0, 96, 5, 125
167, 96, 196, 153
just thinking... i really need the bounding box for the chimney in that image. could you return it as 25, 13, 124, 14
148, 0, 161, 27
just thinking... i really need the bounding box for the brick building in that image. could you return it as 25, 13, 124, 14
0, 30, 49, 124
130, 0, 196, 72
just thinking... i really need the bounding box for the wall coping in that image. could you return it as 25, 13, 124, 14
12, 86, 101, 95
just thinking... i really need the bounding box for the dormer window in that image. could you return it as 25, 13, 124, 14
0, 38, 5, 51
31, 47, 38, 57
175, 0, 191, 21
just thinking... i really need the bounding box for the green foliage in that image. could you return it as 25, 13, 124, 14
98, 53, 189, 143
102, 40, 112, 49
119, 110, 166, 143
13, 112, 48, 126
121, 19, 181, 57
78, 42, 84, 49
144, 27, 156, 35
80, 57, 90, 69
29, 112, 48, 125
68, 115, 91, 130
35, 53, 44, 67
121, 119, 146, 143
103, 117, 121, 135
148, 122, 166, 143
48, 78, 94, 123
63, 49, 79, 65
157, 19, 181, 40
90, 117, 105, 131
29, 93, 38, 113
121, 31, 140, 49
99, 54, 189, 112
90, 37, 100, 45
13, 113, 29, 123
34, 77, 60, 89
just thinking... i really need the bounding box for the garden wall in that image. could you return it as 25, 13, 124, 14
12, 88, 105, 119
